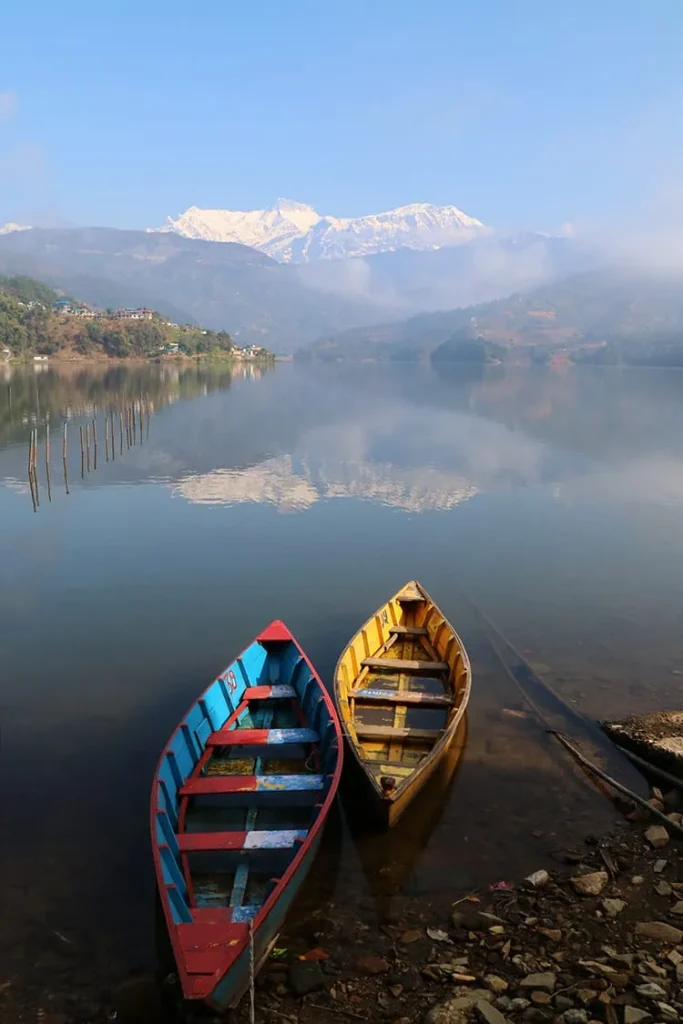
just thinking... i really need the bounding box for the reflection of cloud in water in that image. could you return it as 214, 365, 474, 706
175, 455, 478, 513
557, 457, 683, 508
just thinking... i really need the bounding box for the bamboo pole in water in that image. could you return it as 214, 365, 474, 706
92, 418, 98, 471
62, 422, 67, 460
110, 409, 115, 461
119, 410, 124, 455
139, 401, 143, 443
80, 425, 85, 478
104, 416, 110, 462
131, 403, 136, 445
86, 422, 91, 473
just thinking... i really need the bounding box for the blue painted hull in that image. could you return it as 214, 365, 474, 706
209, 832, 321, 1009
150, 620, 343, 1009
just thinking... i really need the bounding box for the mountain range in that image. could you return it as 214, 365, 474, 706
0, 222, 591, 352
158, 198, 487, 262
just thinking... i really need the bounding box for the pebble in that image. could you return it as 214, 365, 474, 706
570, 872, 608, 897
356, 955, 390, 975
555, 996, 575, 1012
520, 972, 556, 993
530, 991, 551, 1006
656, 1004, 678, 1023
601, 898, 625, 918
509, 998, 531, 1012
631, 875, 646, 885
623, 1010, 652, 1024
635, 921, 683, 943
653, 859, 668, 873
670, 901, 683, 916
474, 1003, 510, 1024
539, 927, 562, 942
644, 825, 670, 849
654, 881, 672, 897
635, 982, 667, 999
288, 961, 326, 996
484, 975, 509, 996
562, 1012, 589, 1024
526, 870, 550, 888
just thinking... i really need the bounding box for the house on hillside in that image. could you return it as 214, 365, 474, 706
114, 307, 154, 320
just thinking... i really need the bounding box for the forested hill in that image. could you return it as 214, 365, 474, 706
299, 268, 683, 366
0, 275, 264, 359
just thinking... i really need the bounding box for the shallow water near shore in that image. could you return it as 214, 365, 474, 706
2, 359, 683, 1018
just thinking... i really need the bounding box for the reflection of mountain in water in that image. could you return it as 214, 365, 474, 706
175, 455, 478, 513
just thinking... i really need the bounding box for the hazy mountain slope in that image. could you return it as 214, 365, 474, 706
159, 197, 487, 261
300, 268, 683, 363
0, 227, 395, 350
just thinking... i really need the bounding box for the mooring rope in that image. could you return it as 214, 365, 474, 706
248, 919, 255, 1024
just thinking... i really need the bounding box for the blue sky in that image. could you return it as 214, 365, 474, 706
1, 1, 682, 232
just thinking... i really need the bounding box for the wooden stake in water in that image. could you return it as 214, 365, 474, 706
92, 418, 98, 471
110, 409, 115, 461
104, 417, 110, 462
62, 421, 67, 460
86, 422, 91, 473
119, 410, 124, 455
80, 425, 85, 478
139, 401, 143, 443
132, 404, 136, 445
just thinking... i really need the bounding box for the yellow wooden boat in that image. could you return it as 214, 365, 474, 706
334, 580, 472, 828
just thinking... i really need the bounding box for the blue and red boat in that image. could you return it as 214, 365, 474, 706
151, 620, 343, 1011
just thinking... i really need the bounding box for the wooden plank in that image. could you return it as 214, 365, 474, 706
355, 724, 442, 742
207, 727, 318, 747
244, 684, 296, 701
353, 688, 452, 708
361, 657, 448, 673
177, 828, 307, 853
180, 774, 324, 796
389, 625, 428, 636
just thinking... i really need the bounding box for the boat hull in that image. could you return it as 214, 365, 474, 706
335, 581, 471, 828
208, 830, 321, 1010
151, 620, 343, 1010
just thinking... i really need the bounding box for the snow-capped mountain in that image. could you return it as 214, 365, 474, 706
0, 222, 31, 236
157, 198, 487, 262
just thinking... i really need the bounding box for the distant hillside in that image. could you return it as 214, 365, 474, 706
0, 274, 259, 360
0, 227, 393, 352
300, 268, 683, 366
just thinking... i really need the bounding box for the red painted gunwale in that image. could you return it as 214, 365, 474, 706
150, 620, 343, 1007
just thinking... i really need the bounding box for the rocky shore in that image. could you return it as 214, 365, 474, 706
225, 786, 683, 1024
4, 785, 683, 1024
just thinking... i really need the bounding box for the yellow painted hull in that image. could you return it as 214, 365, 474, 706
334, 580, 472, 828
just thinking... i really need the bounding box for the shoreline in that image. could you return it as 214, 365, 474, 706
3, 793, 683, 1023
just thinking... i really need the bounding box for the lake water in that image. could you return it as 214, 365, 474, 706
2, 359, 683, 1017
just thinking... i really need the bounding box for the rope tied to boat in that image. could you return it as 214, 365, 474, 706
249, 919, 255, 1024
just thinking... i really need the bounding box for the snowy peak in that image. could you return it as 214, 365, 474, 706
157, 200, 487, 262
0, 222, 32, 235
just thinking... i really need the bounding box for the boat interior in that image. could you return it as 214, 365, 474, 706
336, 582, 470, 795
152, 623, 339, 993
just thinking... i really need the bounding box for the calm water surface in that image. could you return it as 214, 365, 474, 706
2, 359, 683, 1014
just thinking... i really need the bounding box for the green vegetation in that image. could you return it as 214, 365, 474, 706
300, 268, 683, 367
0, 274, 273, 361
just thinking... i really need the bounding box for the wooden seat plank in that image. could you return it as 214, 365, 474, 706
355, 724, 442, 742
389, 625, 428, 636
177, 828, 307, 853
362, 657, 448, 673
352, 688, 452, 708
207, 727, 318, 747
180, 774, 324, 796
244, 684, 296, 701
